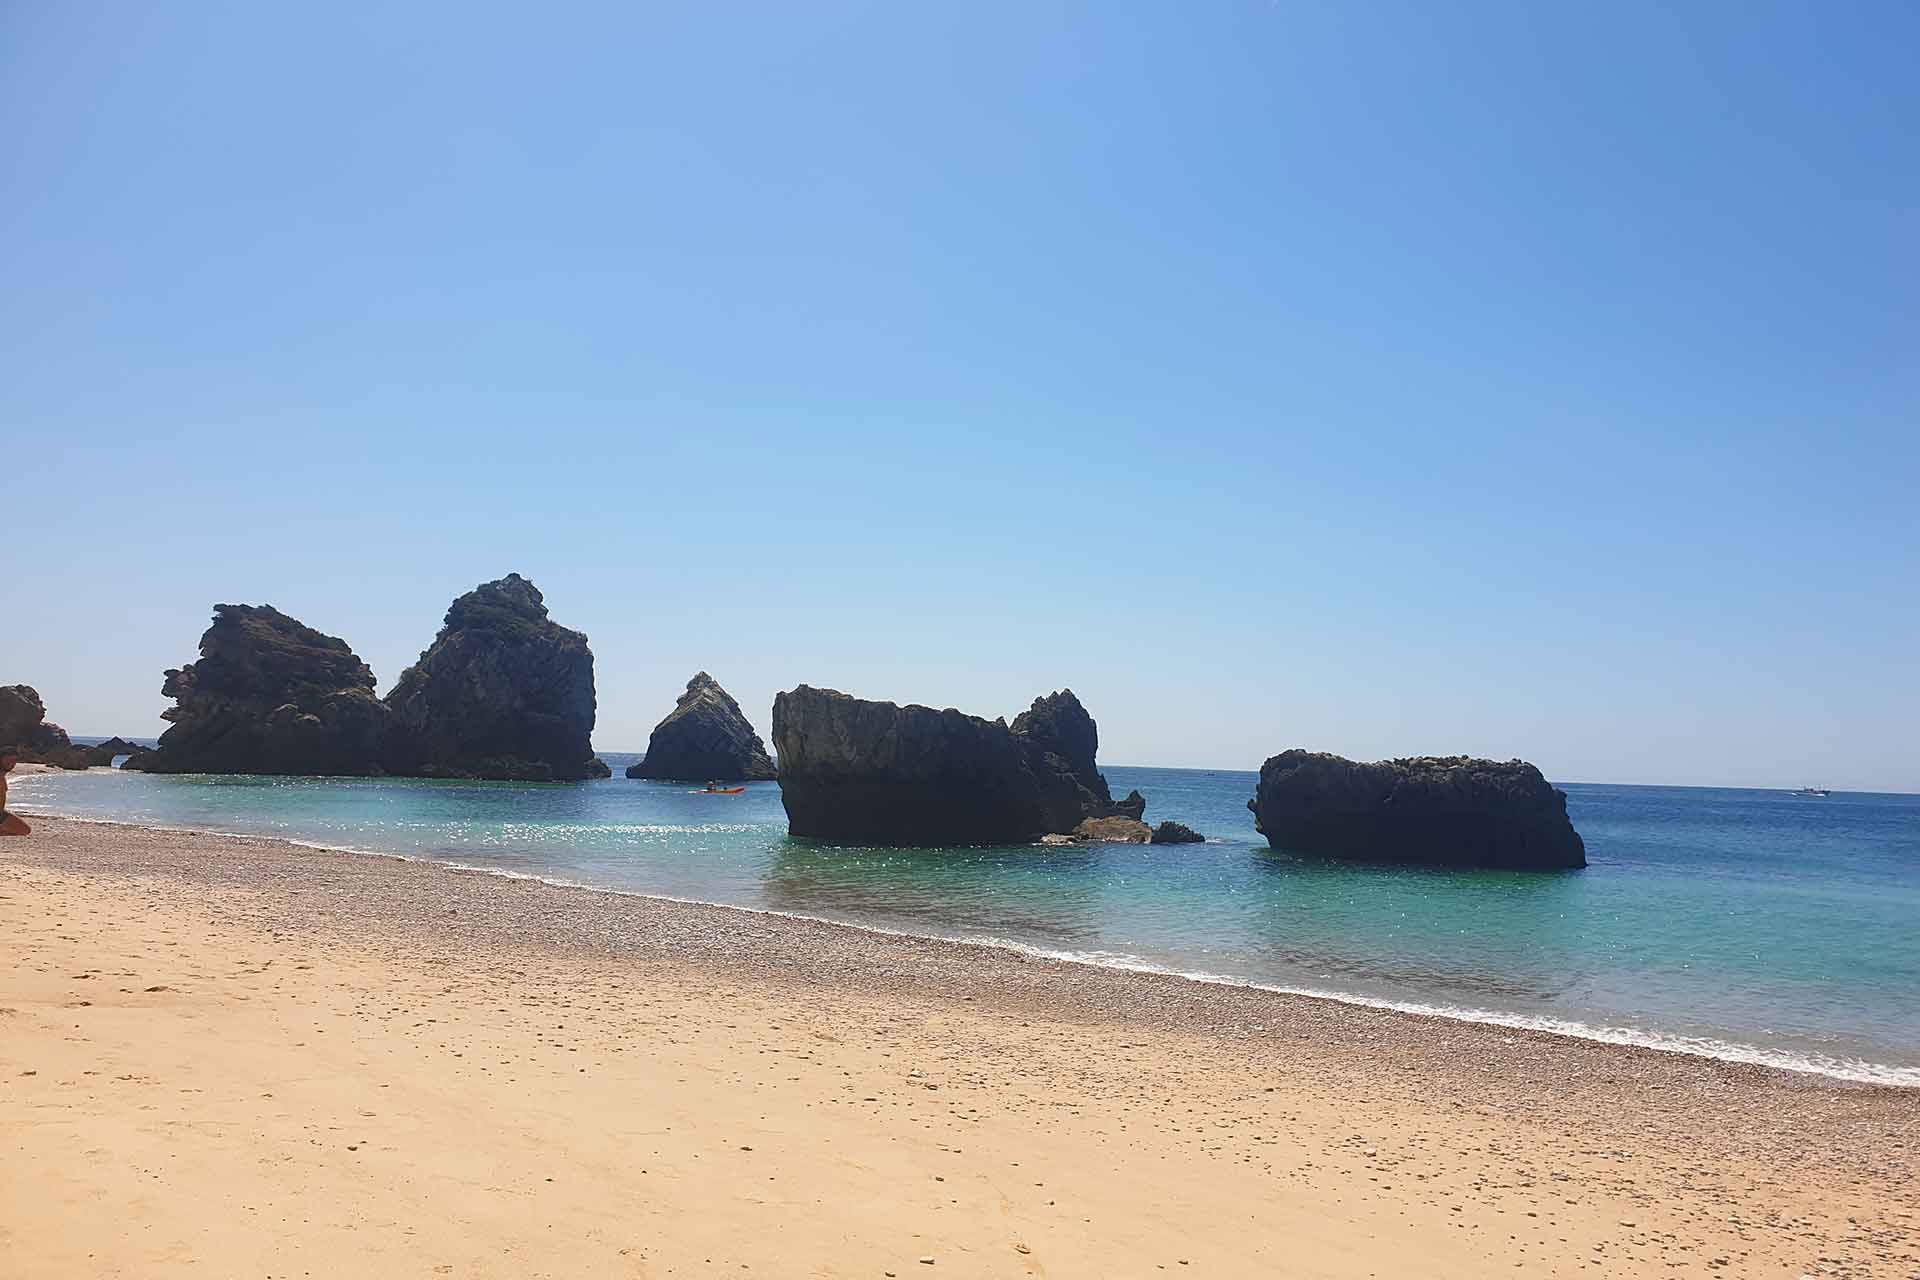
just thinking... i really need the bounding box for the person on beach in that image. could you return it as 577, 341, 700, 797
0, 746, 29, 836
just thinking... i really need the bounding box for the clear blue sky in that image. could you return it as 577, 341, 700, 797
4, 2, 1915, 790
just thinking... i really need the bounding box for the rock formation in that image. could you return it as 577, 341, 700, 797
1010, 691, 1125, 834
1247, 750, 1587, 871
1150, 821, 1204, 845
1072, 816, 1152, 843
81, 737, 147, 767
141, 606, 392, 776
0, 685, 90, 769
771, 685, 1140, 845
586, 756, 613, 779
627, 672, 778, 781
383, 574, 601, 782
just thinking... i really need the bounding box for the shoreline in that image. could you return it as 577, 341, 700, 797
4, 816, 1918, 1276
12, 795, 1919, 1089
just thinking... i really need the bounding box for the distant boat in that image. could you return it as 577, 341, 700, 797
1790, 786, 1831, 797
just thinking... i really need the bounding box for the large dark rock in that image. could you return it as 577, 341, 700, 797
1010, 690, 1125, 834
141, 606, 392, 776
628, 672, 778, 781
1248, 750, 1586, 871
771, 685, 1136, 846
1150, 820, 1204, 845
0, 685, 91, 769
384, 574, 600, 782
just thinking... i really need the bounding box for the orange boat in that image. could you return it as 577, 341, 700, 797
691, 786, 746, 795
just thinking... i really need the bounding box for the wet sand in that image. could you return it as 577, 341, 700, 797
2, 816, 1915, 1277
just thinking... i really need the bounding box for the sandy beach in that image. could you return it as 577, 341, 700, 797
2, 816, 1915, 1278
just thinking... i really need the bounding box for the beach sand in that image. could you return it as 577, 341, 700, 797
2, 817, 1914, 1278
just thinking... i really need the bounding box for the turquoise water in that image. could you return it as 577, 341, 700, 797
14, 759, 1920, 1086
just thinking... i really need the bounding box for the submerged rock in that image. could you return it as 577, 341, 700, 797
0, 685, 90, 769
1150, 820, 1204, 845
1248, 750, 1586, 871
141, 608, 392, 776
770, 685, 1138, 845
384, 574, 601, 783
628, 672, 778, 782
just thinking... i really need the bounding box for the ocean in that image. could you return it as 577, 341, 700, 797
13, 756, 1919, 1087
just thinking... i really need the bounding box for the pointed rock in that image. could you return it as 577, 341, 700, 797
384, 574, 600, 782
627, 672, 776, 781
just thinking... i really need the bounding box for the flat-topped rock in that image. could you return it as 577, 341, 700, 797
1072, 816, 1152, 844
141, 607, 392, 776
1248, 750, 1586, 871
772, 686, 1047, 845
628, 673, 777, 782
771, 685, 1142, 846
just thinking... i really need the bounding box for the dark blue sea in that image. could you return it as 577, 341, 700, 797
15, 756, 1919, 1086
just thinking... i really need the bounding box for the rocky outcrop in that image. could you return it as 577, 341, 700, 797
384, 574, 600, 782
1248, 751, 1586, 871
1150, 821, 1204, 845
119, 748, 154, 771
142, 607, 392, 776
81, 737, 148, 767
628, 672, 778, 781
1113, 789, 1146, 821
0, 685, 90, 769
771, 685, 1138, 845
586, 756, 613, 779
1072, 816, 1152, 844
1010, 691, 1125, 834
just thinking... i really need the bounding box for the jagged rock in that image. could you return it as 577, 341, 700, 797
142, 606, 392, 776
586, 756, 613, 779
384, 574, 600, 782
0, 686, 91, 769
1114, 789, 1147, 821
1009, 690, 1125, 833
1072, 816, 1152, 844
771, 685, 1136, 845
119, 748, 154, 771
1248, 750, 1587, 871
628, 672, 778, 781
1150, 821, 1204, 845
